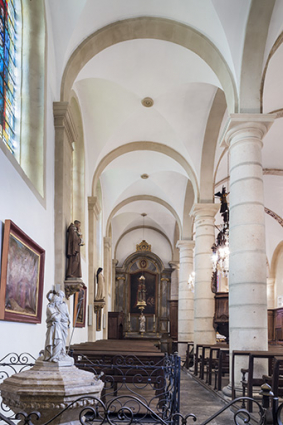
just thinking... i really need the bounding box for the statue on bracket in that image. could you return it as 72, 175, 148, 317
94, 267, 105, 301
66, 220, 84, 279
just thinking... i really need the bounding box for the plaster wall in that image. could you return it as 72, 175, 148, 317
0, 106, 54, 359
274, 248, 283, 307
116, 228, 172, 268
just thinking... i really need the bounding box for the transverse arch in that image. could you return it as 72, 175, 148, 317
106, 195, 182, 239
92, 141, 199, 203
61, 17, 237, 113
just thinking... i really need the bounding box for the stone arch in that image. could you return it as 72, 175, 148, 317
114, 225, 173, 259
200, 89, 227, 202
261, 31, 283, 112
123, 250, 164, 274
106, 195, 182, 239
182, 180, 194, 239
61, 17, 237, 113
92, 141, 199, 202
270, 241, 283, 279
240, 0, 275, 112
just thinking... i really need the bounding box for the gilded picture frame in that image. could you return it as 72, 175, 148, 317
0, 220, 45, 323
73, 286, 87, 328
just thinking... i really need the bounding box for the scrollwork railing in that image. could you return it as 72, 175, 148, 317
0, 352, 36, 419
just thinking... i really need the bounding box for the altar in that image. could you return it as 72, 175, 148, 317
114, 240, 173, 343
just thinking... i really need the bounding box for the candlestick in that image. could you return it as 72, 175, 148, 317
153, 314, 155, 322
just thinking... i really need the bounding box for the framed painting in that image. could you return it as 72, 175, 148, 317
73, 286, 87, 328
0, 220, 45, 323
129, 271, 157, 315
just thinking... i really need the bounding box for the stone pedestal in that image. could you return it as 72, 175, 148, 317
0, 358, 104, 425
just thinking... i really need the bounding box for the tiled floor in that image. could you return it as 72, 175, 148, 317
179, 370, 261, 425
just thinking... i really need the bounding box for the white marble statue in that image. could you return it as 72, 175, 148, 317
43, 290, 71, 362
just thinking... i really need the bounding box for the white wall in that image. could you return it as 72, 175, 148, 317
0, 126, 54, 359
274, 247, 283, 308
115, 228, 172, 267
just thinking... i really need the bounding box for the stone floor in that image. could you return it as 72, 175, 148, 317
179, 370, 261, 425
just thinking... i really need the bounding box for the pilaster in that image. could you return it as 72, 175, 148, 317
53, 102, 77, 287
87, 196, 101, 341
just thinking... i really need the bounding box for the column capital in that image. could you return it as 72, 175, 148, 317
190, 203, 219, 219
176, 240, 195, 250
169, 261, 180, 270
88, 196, 101, 218
53, 101, 78, 148
220, 113, 276, 148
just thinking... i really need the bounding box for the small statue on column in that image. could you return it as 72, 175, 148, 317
94, 267, 105, 301
66, 220, 84, 279
139, 311, 146, 333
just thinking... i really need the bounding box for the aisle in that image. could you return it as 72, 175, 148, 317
179, 370, 243, 425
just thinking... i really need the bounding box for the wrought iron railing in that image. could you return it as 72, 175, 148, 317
72, 352, 181, 422
1, 352, 283, 424
0, 352, 36, 419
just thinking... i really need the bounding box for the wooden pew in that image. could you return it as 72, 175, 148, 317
70, 339, 167, 413
232, 347, 283, 412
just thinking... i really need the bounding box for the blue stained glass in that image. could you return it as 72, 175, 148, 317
0, 0, 17, 154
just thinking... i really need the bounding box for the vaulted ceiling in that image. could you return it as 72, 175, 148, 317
46, 0, 283, 267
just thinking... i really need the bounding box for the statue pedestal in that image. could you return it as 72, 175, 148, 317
93, 300, 106, 331
64, 278, 86, 299
0, 358, 104, 425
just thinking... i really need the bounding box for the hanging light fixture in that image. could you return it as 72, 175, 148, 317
211, 186, 230, 284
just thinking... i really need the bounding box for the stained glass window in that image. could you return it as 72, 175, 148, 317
0, 0, 19, 155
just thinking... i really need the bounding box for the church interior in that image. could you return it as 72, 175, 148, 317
1, 0, 283, 417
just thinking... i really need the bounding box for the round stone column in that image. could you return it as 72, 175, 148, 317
176, 240, 195, 343
190, 204, 219, 346
223, 114, 275, 386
